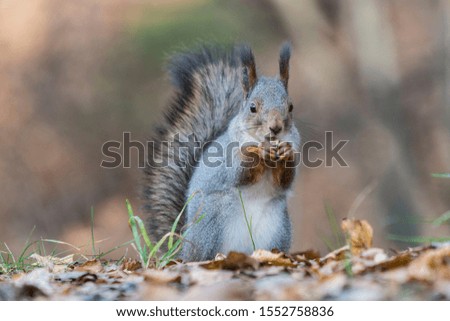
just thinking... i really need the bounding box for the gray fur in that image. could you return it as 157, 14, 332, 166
143, 43, 300, 261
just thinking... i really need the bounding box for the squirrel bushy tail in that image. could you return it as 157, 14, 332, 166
143, 45, 246, 241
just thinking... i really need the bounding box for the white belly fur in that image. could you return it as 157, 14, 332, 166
221, 172, 282, 254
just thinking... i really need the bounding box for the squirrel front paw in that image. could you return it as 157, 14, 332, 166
240, 144, 263, 167
241, 142, 296, 166
258, 141, 278, 163
277, 142, 295, 161
258, 141, 295, 163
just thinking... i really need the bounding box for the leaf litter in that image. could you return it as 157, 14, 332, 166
1, 218, 449, 300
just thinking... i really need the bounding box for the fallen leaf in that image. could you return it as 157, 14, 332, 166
64, 273, 99, 285
341, 218, 373, 255
201, 252, 259, 271
13, 269, 54, 298
362, 252, 413, 273
73, 259, 103, 274
54, 271, 88, 283
30, 254, 73, 273
314, 272, 347, 298
251, 249, 296, 267
360, 248, 388, 263
214, 253, 227, 261
182, 279, 253, 300
291, 249, 321, 261
320, 245, 349, 264
121, 258, 142, 272
408, 245, 450, 281
142, 270, 181, 284
17, 284, 48, 299
141, 283, 180, 300
318, 260, 343, 277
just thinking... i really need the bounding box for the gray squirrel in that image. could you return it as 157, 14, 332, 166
143, 43, 300, 261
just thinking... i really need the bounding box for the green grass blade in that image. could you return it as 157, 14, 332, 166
146, 234, 172, 268
160, 213, 205, 267
3, 243, 16, 264
0, 252, 6, 273
388, 234, 450, 243
431, 173, 450, 178
149, 234, 170, 259
158, 244, 181, 268
160, 230, 186, 263
37, 239, 45, 256
432, 210, 450, 227
95, 240, 135, 259
126, 199, 146, 263
168, 192, 197, 249
17, 226, 36, 264
133, 216, 153, 252
238, 189, 256, 251
325, 202, 344, 249
40, 239, 82, 251
344, 252, 353, 277
194, 213, 205, 224
90, 206, 96, 256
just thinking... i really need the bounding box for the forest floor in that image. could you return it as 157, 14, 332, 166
1, 219, 449, 300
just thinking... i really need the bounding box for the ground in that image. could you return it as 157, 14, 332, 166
1, 219, 449, 300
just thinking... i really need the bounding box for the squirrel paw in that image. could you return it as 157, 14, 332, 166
258, 142, 278, 163
242, 142, 295, 165
277, 142, 295, 161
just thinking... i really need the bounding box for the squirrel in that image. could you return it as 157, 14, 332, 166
143, 43, 301, 261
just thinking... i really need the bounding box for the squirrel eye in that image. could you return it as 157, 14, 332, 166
250, 102, 257, 113
288, 103, 293, 112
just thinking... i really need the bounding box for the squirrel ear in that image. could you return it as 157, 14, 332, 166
279, 41, 291, 91
240, 45, 257, 98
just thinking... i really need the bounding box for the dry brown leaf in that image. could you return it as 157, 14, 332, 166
346, 248, 389, 274
142, 270, 181, 284
341, 218, 373, 255
4, 218, 450, 300
30, 254, 73, 273
361, 252, 413, 274
250, 266, 286, 279
75, 273, 98, 284
182, 279, 253, 300
186, 266, 234, 286
379, 267, 410, 283
318, 260, 343, 277
13, 269, 55, 297
251, 249, 296, 267
291, 249, 321, 261
73, 259, 103, 274
141, 283, 180, 300
214, 253, 227, 260
201, 252, 259, 271
254, 274, 310, 300
121, 258, 142, 272
200, 260, 224, 270
54, 271, 88, 283
360, 248, 388, 263
320, 245, 349, 264
408, 246, 450, 281
17, 284, 48, 299
314, 272, 347, 298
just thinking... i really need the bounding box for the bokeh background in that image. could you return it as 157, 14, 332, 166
1, 0, 449, 256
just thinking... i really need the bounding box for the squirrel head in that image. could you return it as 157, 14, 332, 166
240, 42, 294, 142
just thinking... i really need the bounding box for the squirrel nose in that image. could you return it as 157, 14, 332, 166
269, 125, 282, 136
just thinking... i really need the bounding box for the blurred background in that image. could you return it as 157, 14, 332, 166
1, 0, 449, 256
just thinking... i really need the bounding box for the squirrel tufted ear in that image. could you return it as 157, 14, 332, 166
240, 45, 257, 98
279, 41, 291, 91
